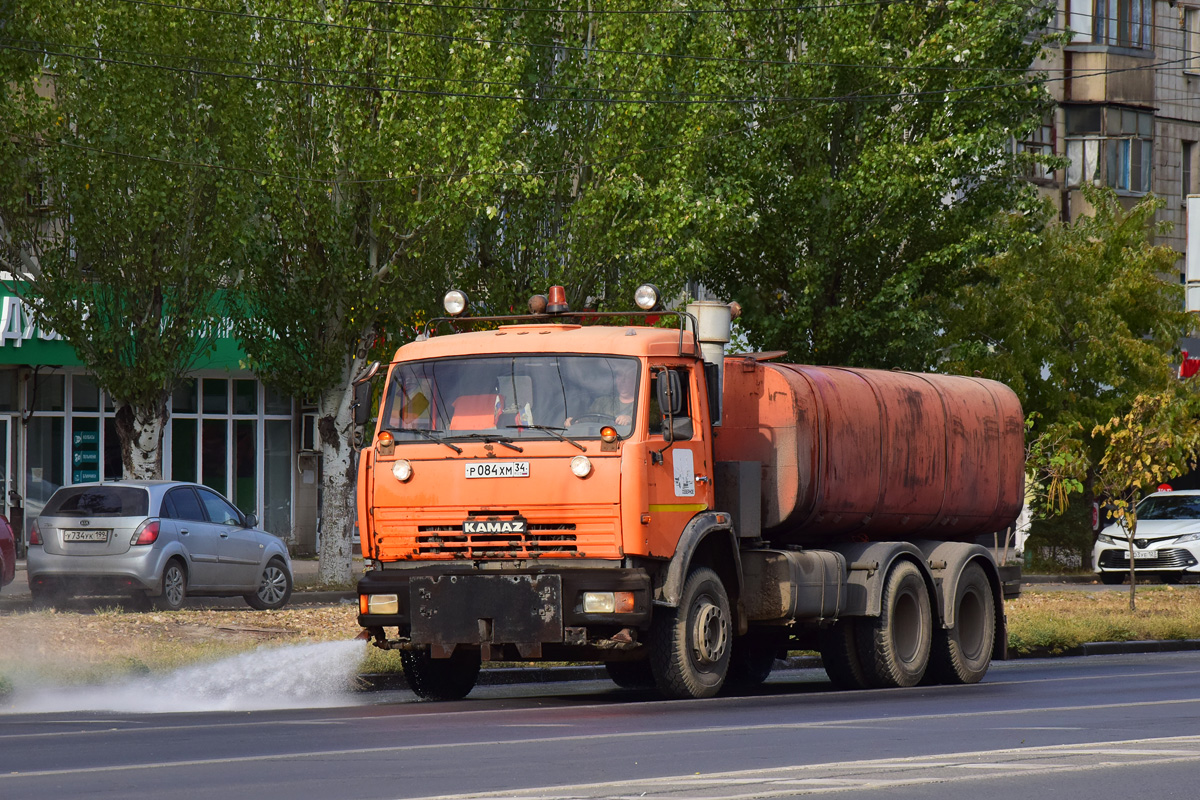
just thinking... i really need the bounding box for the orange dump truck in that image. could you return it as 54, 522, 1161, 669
355, 286, 1025, 700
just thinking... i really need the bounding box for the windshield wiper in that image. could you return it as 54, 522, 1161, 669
507, 424, 586, 452
394, 427, 463, 454
457, 433, 524, 453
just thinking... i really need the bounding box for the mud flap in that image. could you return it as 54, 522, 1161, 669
410, 574, 563, 658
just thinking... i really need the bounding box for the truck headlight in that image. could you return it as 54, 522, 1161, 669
581, 591, 636, 614
570, 455, 592, 478
362, 594, 399, 615
393, 460, 413, 482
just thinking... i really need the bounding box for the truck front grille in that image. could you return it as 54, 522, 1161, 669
416, 524, 578, 558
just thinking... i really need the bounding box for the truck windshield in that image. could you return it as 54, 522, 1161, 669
382, 355, 640, 442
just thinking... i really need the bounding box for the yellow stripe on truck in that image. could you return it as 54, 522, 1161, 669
648, 503, 709, 513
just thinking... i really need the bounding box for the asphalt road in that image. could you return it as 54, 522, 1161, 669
2, 651, 1199, 800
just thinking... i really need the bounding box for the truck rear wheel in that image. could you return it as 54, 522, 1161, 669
927, 562, 995, 685
856, 561, 931, 688
650, 567, 731, 699
820, 618, 869, 689
401, 647, 481, 701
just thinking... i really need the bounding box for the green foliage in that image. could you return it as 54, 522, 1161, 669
1024, 414, 1087, 519
943, 188, 1188, 433
0, 1, 260, 472
701, 1, 1057, 369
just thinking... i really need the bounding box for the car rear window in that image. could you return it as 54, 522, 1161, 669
43, 487, 150, 517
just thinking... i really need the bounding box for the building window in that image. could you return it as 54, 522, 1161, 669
1185, 141, 1198, 200
1016, 119, 1055, 181
1187, 9, 1200, 73
1064, 105, 1152, 194
1070, 0, 1152, 49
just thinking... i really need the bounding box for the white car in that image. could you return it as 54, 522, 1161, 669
1092, 490, 1200, 585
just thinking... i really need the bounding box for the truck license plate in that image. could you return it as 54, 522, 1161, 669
465, 461, 529, 479
62, 529, 110, 543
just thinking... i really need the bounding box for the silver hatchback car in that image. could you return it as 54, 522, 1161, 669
27, 481, 293, 610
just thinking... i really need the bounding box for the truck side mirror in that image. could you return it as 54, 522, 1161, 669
656, 370, 684, 417
352, 361, 380, 427
670, 416, 693, 440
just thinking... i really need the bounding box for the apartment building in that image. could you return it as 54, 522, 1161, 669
1030, 1, 1200, 308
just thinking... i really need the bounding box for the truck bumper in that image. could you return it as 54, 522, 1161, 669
357, 567, 652, 657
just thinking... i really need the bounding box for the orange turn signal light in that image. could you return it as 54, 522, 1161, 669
600, 426, 617, 443
378, 431, 394, 446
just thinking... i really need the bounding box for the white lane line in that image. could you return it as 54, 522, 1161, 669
391, 735, 1200, 800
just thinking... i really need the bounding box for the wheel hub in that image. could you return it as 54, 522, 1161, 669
690, 599, 729, 665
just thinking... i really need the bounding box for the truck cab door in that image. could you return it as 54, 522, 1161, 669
642, 364, 714, 558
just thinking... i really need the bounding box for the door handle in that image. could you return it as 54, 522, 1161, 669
180, 529, 189, 535
695, 475, 710, 484
219, 532, 229, 538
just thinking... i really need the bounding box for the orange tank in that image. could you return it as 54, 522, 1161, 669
714, 358, 1025, 544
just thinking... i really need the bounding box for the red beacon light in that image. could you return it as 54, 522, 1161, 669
546, 285, 570, 314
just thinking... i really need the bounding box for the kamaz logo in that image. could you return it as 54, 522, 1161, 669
464, 520, 527, 534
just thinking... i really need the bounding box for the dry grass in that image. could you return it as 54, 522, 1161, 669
2, 586, 1199, 687
1008, 585, 1200, 655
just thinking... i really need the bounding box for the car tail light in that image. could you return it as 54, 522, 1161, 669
28, 519, 42, 546
131, 519, 160, 545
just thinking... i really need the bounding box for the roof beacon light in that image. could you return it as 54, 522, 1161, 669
528, 294, 548, 315
443, 289, 469, 316
634, 284, 661, 311
546, 285, 570, 314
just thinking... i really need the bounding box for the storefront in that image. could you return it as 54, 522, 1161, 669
0, 291, 317, 555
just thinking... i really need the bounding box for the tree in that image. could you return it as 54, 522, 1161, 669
941, 188, 1191, 565
700, 0, 1057, 370
0, 1, 258, 477
1091, 392, 1200, 610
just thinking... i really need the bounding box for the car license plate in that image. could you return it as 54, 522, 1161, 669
62, 529, 110, 543
465, 461, 529, 479
1132, 550, 1157, 560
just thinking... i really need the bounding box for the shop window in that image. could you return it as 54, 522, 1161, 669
234, 419, 256, 516
72, 375, 99, 412
27, 417, 63, 525
31, 372, 64, 412
172, 418, 197, 483
104, 418, 124, 482
202, 378, 228, 415
0, 370, 18, 411
202, 419, 227, 494
234, 380, 257, 415
264, 419, 291, 538
173, 379, 197, 414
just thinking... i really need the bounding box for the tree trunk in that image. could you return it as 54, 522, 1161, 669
315, 355, 367, 586
114, 400, 167, 480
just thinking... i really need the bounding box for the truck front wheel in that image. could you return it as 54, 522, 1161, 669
856, 560, 931, 688
650, 567, 731, 699
927, 562, 995, 685
401, 647, 481, 701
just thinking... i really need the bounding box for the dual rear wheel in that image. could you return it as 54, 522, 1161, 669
821, 560, 995, 689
